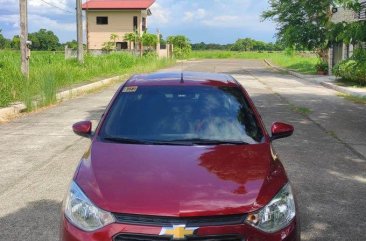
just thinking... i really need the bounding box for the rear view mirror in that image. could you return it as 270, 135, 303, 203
271, 122, 294, 141
72, 121, 92, 138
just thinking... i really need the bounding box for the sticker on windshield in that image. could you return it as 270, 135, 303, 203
122, 86, 138, 93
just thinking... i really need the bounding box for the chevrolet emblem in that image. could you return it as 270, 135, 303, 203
160, 225, 198, 240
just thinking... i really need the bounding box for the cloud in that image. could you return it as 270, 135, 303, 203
0, 0, 277, 44
149, 2, 171, 25
29, 0, 74, 14
0, 14, 74, 32
29, 15, 75, 32
0, 14, 18, 28
0, 0, 77, 41
183, 9, 206, 22
0, 0, 74, 15
201, 15, 240, 27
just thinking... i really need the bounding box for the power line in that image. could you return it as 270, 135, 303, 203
39, 0, 74, 14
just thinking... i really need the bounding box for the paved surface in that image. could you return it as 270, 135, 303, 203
0, 59, 365, 241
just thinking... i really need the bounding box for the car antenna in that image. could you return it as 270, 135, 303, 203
180, 72, 184, 83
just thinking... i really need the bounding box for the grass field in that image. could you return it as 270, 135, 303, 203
189, 51, 319, 75
0, 51, 174, 108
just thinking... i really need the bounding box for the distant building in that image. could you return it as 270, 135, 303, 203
82, 0, 155, 51
329, 1, 366, 73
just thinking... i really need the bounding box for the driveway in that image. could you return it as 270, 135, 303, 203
0, 59, 365, 241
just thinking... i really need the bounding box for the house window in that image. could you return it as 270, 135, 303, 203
96, 16, 108, 25
116, 42, 128, 50
133, 16, 138, 31
142, 17, 147, 32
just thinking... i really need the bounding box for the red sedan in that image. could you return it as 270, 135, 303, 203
61, 72, 300, 241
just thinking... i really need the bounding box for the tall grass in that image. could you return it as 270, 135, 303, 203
0, 51, 174, 108
189, 51, 319, 75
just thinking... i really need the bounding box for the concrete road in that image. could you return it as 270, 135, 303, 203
0, 59, 365, 241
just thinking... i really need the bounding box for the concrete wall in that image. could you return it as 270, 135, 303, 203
331, 0, 366, 23
86, 10, 148, 50
328, 3, 363, 73
331, 7, 356, 23
156, 44, 173, 59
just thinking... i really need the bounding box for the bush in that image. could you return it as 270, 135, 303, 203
333, 49, 366, 86
315, 61, 329, 73
167, 35, 192, 59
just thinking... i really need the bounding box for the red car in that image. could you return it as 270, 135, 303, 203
61, 72, 300, 241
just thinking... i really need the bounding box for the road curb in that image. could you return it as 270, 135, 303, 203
56, 76, 122, 101
0, 76, 123, 122
263, 59, 366, 98
263, 59, 320, 81
320, 81, 366, 98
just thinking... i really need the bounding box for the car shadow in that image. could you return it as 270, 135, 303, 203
0, 200, 62, 241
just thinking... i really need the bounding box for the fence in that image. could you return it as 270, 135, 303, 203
65, 43, 173, 59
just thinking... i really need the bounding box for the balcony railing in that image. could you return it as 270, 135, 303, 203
356, 1, 366, 20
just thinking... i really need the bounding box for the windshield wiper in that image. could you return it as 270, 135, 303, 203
103, 136, 151, 144
170, 138, 249, 145
103, 137, 192, 146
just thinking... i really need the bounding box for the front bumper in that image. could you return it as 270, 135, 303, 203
60, 214, 300, 241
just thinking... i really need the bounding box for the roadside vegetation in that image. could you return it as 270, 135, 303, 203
0, 50, 174, 108
337, 93, 366, 105
262, 0, 366, 82
333, 49, 366, 86
189, 50, 318, 74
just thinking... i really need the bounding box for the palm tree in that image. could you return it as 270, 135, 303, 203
110, 33, 119, 51
124, 32, 136, 50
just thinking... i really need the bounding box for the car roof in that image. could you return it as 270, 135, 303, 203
125, 71, 240, 87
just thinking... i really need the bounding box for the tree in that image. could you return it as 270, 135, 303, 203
329, 21, 366, 46
262, 0, 361, 60
159, 34, 167, 47
124, 32, 140, 50
110, 33, 119, 50
28, 29, 60, 50
167, 35, 192, 59
231, 38, 255, 51
64, 40, 78, 50
191, 42, 232, 51
142, 32, 158, 48
11, 35, 20, 50
0, 30, 11, 49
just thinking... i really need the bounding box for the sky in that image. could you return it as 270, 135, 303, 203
0, 0, 277, 44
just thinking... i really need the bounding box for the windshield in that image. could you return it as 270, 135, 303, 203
99, 85, 263, 145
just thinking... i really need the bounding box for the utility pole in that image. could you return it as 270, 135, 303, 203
76, 0, 84, 63
19, 0, 29, 78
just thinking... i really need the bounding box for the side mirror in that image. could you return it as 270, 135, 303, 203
72, 121, 92, 138
271, 122, 294, 141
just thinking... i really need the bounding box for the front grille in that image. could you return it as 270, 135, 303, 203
113, 213, 246, 227
114, 234, 243, 241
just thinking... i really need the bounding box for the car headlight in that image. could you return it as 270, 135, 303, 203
64, 181, 115, 231
246, 183, 296, 233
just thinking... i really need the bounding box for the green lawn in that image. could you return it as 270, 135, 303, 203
0, 51, 174, 108
189, 51, 319, 75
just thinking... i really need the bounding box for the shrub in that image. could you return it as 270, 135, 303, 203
167, 35, 192, 59
315, 61, 329, 73
333, 49, 366, 86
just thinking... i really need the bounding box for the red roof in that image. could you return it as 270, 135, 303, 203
82, 0, 155, 10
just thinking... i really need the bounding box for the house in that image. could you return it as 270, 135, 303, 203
328, 0, 366, 74
82, 0, 156, 51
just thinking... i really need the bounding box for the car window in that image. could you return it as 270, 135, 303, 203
99, 86, 263, 145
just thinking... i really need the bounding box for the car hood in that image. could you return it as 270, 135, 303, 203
76, 141, 287, 216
